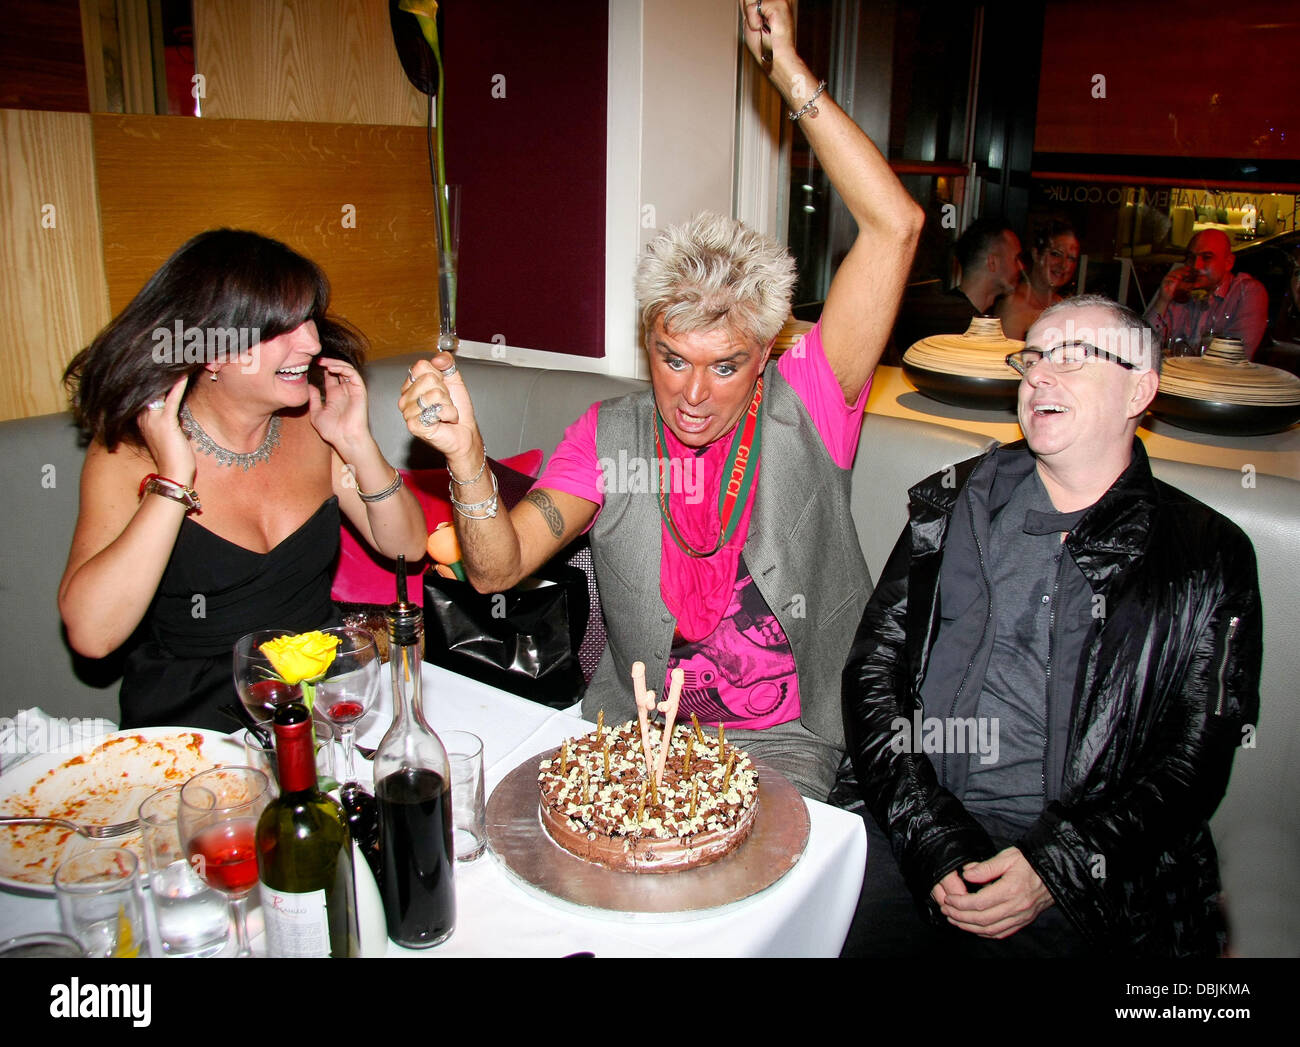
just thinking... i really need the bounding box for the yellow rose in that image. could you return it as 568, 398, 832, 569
260, 631, 341, 685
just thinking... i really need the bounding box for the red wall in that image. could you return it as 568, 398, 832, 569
1035, 0, 1299, 161
0, 0, 88, 112
443, 1, 608, 358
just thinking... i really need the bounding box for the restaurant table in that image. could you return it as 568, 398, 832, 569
868, 365, 1300, 480
0, 664, 867, 958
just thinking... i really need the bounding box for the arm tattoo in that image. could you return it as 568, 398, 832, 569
524, 490, 565, 539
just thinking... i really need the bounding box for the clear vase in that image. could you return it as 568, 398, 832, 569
433, 183, 461, 354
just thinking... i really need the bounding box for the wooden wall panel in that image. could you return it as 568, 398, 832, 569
0, 110, 111, 422
93, 114, 440, 359
194, 0, 425, 126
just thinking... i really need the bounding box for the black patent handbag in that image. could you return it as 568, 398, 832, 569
422, 560, 589, 709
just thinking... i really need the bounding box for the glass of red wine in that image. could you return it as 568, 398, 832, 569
233, 629, 304, 722
178, 767, 271, 958
312, 627, 381, 787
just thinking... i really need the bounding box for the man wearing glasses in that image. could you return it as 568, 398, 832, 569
842, 295, 1261, 957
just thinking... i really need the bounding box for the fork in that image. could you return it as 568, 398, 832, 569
0, 816, 140, 839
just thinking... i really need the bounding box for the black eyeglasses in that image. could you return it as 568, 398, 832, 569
1006, 342, 1140, 376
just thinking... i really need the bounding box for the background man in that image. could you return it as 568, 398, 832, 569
954, 218, 1023, 316
892, 218, 1021, 353
843, 295, 1261, 957
1146, 228, 1268, 356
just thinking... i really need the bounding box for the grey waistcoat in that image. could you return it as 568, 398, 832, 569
581, 365, 871, 749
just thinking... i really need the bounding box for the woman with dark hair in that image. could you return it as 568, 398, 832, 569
996, 219, 1080, 339
59, 229, 427, 730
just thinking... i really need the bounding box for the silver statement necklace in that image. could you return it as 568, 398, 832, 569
180, 403, 281, 470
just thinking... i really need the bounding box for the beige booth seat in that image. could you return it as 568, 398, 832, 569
3, 352, 1296, 955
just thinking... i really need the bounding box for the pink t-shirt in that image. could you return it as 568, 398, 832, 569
535, 321, 869, 728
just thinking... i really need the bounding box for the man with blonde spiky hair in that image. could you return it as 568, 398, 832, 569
399, 0, 923, 798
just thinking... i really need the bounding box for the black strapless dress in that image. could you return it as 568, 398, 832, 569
119, 497, 340, 731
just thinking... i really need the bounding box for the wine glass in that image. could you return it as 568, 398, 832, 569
234, 629, 303, 721
312, 626, 381, 786
178, 766, 271, 958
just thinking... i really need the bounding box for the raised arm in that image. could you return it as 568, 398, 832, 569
740, 0, 923, 402
58, 377, 195, 658
400, 356, 596, 593
308, 356, 426, 562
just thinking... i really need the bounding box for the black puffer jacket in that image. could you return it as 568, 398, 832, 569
842, 439, 1262, 956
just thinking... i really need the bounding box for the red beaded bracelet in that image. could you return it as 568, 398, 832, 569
138, 473, 201, 513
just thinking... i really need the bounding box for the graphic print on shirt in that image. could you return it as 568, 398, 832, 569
668, 559, 797, 726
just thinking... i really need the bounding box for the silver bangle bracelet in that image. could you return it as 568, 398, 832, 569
788, 79, 828, 122
449, 471, 499, 519
447, 449, 488, 486
358, 469, 403, 503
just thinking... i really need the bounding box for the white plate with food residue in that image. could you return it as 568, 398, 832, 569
0, 728, 242, 894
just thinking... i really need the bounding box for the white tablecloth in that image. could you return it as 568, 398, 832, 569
0, 664, 866, 957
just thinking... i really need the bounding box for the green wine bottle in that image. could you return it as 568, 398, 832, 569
256, 702, 359, 957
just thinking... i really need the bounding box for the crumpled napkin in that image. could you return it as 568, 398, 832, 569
0, 707, 117, 776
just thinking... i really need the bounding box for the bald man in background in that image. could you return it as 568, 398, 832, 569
1146, 229, 1268, 357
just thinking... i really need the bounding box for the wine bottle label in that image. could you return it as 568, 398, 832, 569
259, 883, 331, 957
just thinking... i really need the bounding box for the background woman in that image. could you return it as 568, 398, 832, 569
997, 219, 1080, 339
59, 230, 427, 730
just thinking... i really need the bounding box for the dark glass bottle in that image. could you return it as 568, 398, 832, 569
373, 556, 456, 948
339, 783, 381, 883
256, 702, 359, 957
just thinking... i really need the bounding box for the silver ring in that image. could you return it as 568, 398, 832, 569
146, 399, 166, 411
419, 402, 443, 427
407, 366, 415, 382
416, 394, 432, 410
439, 362, 458, 379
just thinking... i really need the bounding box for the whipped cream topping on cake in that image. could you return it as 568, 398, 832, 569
537, 719, 758, 872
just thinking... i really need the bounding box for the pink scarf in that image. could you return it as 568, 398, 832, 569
656, 421, 761, 642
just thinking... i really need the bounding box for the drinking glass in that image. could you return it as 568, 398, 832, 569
139, 786, 230, 957
54, 848, 148, 957
0, 932, 85, 957
312, 627, 380, 786
443, 730, 486, 862
242, 716, 336, 793
178, 766, 271, 958
233, 629, 303, 721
